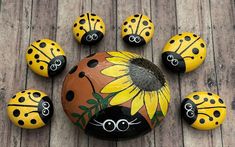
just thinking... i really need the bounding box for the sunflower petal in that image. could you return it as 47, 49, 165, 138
101, 65, 128, 77
120, 51, 141, 58
106, 57, 129, 66
107, 51, 132, 60
144, 91, 158, 119
131, 91, 144, 115
109, 85, 140, 105
161, 86, 171, 102
158, 91, 169, 116
101, 75, 132, 93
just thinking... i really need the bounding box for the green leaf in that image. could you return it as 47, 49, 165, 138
87, 111, 92, 119
71, 113, 81, 118
105, 92, 117, 99
79, 106, 89, 111
87, 99, 97, 105
74, 121, 83, 129
155, 111, 164, 117
92, 92, 104, 102
80, 116, 86, 126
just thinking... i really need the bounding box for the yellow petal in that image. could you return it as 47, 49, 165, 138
160, 86, 171, 102
120, 51, 141, 58
110, 85, 140, 105
101, 65, 128, 77
131, 91, 144, 115
106, 57, 129, 66
101, 75, 132, 93
107, 51, 132, 60
144, 91, 158, 119
158, 91, 169, 116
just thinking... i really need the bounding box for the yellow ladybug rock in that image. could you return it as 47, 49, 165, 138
26, 39, 66, 77
121, 14, 154, 46
162, 32, 206, 72
181, 91, 226, 130
73, 13, 105, 45
7, 89, 53, 129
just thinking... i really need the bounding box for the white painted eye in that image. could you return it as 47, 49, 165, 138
116, 119, 129, 132
102, 119, 116, 132
42, 109, 49, 116
50, 64, 57, 71
92, 34, 98, 40
42, 102, 50, 109
129, 35, 135, 42
167, 55, 174, 61
186, 110, 194, 118
171, 59, 179, 66
135, 36, 141, 43
55, 59, 62, 66
184, 103, 193, 110
86, 35, 93, 41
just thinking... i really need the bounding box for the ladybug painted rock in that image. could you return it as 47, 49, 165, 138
73, 13, 105, 45
7, 89, 53, 129
162, 32, 206, 73
121, 14, 154, 46
61, 51, 170, 140
181, 91, 226, 130
26, 39, 66, 77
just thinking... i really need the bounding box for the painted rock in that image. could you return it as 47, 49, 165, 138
7, 89, 53, 129
121, 14, 154, 46
73, 13, 105, 45
61, 51, 170, 140
162, 32, 206, 73
26, 39, 66, 77
181, 91, 226, 130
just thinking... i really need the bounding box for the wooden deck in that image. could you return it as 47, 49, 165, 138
0, 0, 234, 146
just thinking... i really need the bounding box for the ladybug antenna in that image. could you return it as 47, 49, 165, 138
79, 72, 96, 93
183, 56, 194, 59
28, 93, 39, 103
93, 19, 100, 30
36, 59, 49, 64
179, 37, 200, 55
174, 40, 183, 53
31, 44, 52, 60
79, 26, 88, 33
24, 111, 39, 117
135, 14, 143, 34
197, 112, 213, 119
50, 48, 56, 58
139, 26, 151, 36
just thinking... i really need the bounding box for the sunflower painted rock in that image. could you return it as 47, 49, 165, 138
181, 92, 226, 130
61, 51, 170, 140
7, 89, 53, 129
162, 32, 206, 73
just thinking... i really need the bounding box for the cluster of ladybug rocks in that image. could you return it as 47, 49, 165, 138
6, 12, 226, 140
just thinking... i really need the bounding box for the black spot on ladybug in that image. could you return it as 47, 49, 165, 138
79, 26, 83, 30
36, 60, 40, 63
124, 21, 128, 25
124, 29, 128, 32
21, 91, 25, 93
134, 14, 139, 17
18, 120, 24, 125
36, 40, 41, 43
27, 92, 31, 94
28, 49, 33, 54
39, 42, 46, 48
74, 23, 77, 27
66, 90, 74, 101
80, 14, 85, 17
131, 19, 136, 23
87, 59, 98, 68
200, 56, 203, 59
97, 19, 100, 22
18, 97, 25, 103
13, 109, 20, 117
214, 110, 220, 117
76, 33, 79, 36
209, 117, 213, 121
69, 65, 78, 74
100, 26, 103, 29
215, 122, 219, 125
31, 119, 37, 124
200, 43, 205, 48
204, 98, 208, 101
210, 99, 215, 104
79, 19, 86, 24
179, 34, 182, 36
219, 98, 224, 104
199, 118, 205, 124
143, 21, 148, 26
193, 34, 197, 37
29, 61, 32, 65
192, 48, 199, 54
57, 49, 60, 52
185, 36, 191, 41
34, 54, 39, 59
149, 19, 152, 23
193, 95, 199, 100
91, 18, 95, 21
145, 32, 150, 36
12, 95, 16, 99
79, 71, 85, 78
51, 43, 55, 45
170, 40, 175, 44
40, 66, 44, 70
91, 13, 96, 16
33, 92, 41, 98
208, 93, 212, 96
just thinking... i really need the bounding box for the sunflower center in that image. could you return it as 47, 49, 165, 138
129, 58, 166, 91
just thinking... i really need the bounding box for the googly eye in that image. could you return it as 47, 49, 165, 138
171, 59, 179, 66
50, 64, 57, 71
102, 119, 116, 132
129, 35, 135, 42
167, 55, 174, 61
42, 109, 49, 116
135, 36, 141, 43
55, 59, 62, 66
86, 35, 93, 41
42, 102, 50, 109
186, 110, 194, 118
92, 34, 98, 40
184, 103, 193, 110
116, 119, 129, 132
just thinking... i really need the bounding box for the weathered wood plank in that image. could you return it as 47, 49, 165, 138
20, 0, 58, 147
176, 0, 223, 147
49, 0, 91, 147
151, 0, 184, 146
0, 0, 31, 147
210, 0, 235, 146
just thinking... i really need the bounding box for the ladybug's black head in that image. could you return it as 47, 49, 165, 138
85, 106, 151, 140
162, 51, 186, 72
123, 34, 146, 46
181, 98, 198, 125
48, 55, 66, 77
81, 30, 104, 45
38, 96, 54, 124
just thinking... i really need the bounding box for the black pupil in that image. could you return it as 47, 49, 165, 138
43, 102, 49, 107
104, 121, 115, 131
189, 111, 193, 116
118, 121, 129, 130
186, 104, 191, 109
